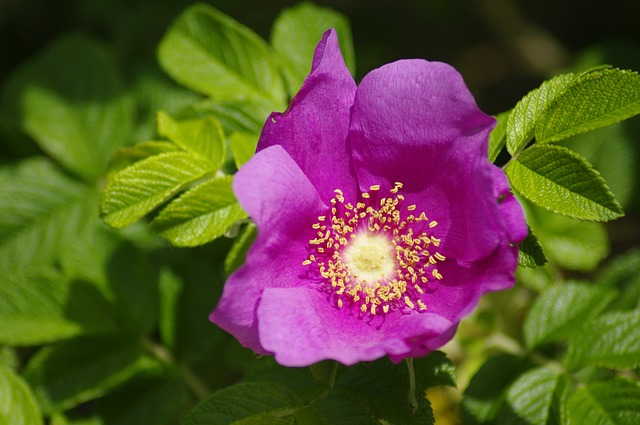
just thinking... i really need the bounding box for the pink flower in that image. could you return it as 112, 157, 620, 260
210, 30, 527, 366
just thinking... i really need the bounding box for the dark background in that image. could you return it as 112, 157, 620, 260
3, 0, 640, 113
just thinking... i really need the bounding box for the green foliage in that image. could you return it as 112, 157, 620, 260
101, 151, 214, 227
271, 2, 356, 96
464, 269, 640, 424
0, 271, 117, 345
536, 69, 640, 143
0, 364, 43, 425
462, 354, 534, 424
23, 335, 149, 413
527, 205, 609, 271
517, 227, 548, 268
229, 132, 259, 169
157, 3, 286, 109
506, 73, 575, 155
157, 111, 226, 168
506, 144, 623, 221
488, 110, 509, 162
183, 353, 454, 425
224, 223, 257, 276
523, 282, 616, 348
499, 366, 564, 425
1, 34, 133, 182
565, 379, 640, 425
101, 112, 246, 247
565, 310, 640, 370
1, 2, 639, 425
0, 158, 90, 274
150, 177, 247, 247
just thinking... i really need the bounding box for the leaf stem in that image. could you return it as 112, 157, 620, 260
142, 337, 211, 400
406, 358, 419, 415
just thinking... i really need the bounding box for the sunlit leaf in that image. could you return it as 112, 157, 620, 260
150, 176, 247, 247
506, 73, 575, 155
524, 282, 616, 348
0, 270, 117, 345
271, 2, 355, 96
565, 379, 640, 425
229, 132, 258, 169
0, 364, 43, 425
157, 111, 225, 168
537, 68, 640, 143
506, 144, 623, 221
499, 366, 563, 425
488, 110, 509, 162
101, 152, 213, 228
565, 310, 640, 371
158, 3, 285, 108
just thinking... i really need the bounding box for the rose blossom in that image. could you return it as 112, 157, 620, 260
210, 29, 527, 367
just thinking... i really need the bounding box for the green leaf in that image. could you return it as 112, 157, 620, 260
0, 364, 43, 425
110, 141, 180, 171
157, 111, 226, 168
189, 97, 273, 135
128, 63, 202, 143
506, 144, 624, 221
517, 226, 548, 268
1, 33, 132, 181
498, 366, 563, 425
229, 132, 258, 169
158, 267, 182, 354
488, 110, 509, 162
150, 176, 247, 247
93, 377, 189, 425
103, 242, 160, 334
293, 389, 378, 425
309, 361, 339, 389
560, 119, 639, 208
524, 282, 617, 348
336, 356, 444, 424
596, 248, 640, 311
182, 382, 301, 425
565, 379, 640, 425
506, 73, 575, 155
0, 347, 18, 371
0, 158, 89, 274
0, 270, 117, 345
224, 222, 257, 276
100, 151, 214, 228
271, 2, 355, 96
462, 354, 534, 425
565, 310, 640, 370
536, 68, 640, 143
531, 206, 609, 271
158, 3, 285, 108
23, 334, 149, 413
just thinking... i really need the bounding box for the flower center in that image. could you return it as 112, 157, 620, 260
302, 182, 446, 316
343, 232, 395, 284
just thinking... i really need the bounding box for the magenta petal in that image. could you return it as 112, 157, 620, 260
426, 243, 519, 325
257, 286, 453, 366
348, 59, 502, 261
210, 145, 325, 354
491, 165, 528, 243
256, 29, 357, 203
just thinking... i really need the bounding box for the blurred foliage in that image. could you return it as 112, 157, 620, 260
1, 1, 639, 424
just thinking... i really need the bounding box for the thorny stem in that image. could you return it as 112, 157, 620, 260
406, 358, 419, 414
142, 337, 211, 400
